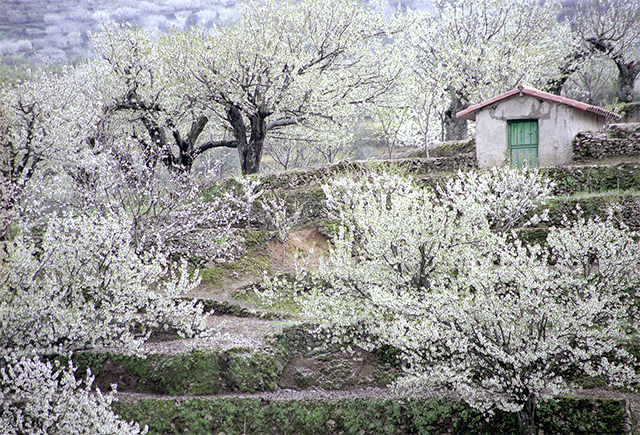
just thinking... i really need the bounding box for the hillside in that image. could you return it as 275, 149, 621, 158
0, 0, 239, 66
0, 0, 435, 68
61, 146, 640, 434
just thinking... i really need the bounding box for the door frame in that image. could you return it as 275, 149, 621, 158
508, 119, 539, 168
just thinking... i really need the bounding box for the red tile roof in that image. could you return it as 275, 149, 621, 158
456, 85, 622, 121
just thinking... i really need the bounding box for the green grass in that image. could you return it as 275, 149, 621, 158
232, 285, 303, 317
199, 267, 223, 285
112, 396, 627, 435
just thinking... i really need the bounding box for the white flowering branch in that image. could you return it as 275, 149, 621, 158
262, 194, 302, 262
265, 168, 639, 435
1, 353, 147, 435
1, 211, 206, 357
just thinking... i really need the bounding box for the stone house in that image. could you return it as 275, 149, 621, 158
456, 85, 621, 168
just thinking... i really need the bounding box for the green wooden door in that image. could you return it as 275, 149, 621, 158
508, 120, 538, 168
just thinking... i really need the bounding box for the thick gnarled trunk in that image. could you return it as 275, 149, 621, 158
615, 59, 640, 103
227, 105, 268, 175
116, 93, 228, 175
443, 88, 468, 141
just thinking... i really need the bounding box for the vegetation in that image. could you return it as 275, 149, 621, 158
112, 396, 627, 435
3, 0, 639, 173
1, 0, 640, 433
565, 0, 640, 103
260, 167, 640, 435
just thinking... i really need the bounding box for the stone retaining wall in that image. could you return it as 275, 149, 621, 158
573, 124, 640, 161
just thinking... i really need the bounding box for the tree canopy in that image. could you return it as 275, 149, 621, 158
400, 0, 577, 141
1, 0, 639, 430
90, 0, 403, 175
567, 0, 640, 103
5, 0, 634, 168
261, 168, 640, 435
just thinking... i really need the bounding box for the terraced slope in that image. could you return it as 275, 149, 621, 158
99, 156, 640, 434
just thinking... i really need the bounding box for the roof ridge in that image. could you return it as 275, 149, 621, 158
456, 86, 621, 121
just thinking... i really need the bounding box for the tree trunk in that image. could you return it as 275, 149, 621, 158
443, 89, 468, 141
517, 396, 537, 435
171, 116, 209, 173
615, 59, 640, 103
246, 111, 267, 175
117, 94, 214, 174
227, 105, 267, 176
241, 137, 264, 175
546, 48, 592, 96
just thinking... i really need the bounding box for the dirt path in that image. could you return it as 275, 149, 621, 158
113, 386, 432, 402
142, 315, 287, 353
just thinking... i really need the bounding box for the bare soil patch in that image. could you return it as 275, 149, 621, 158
188, 227, 329, 300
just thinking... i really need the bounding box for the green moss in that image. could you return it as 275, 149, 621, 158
543, 193, 640, 229
273, 324, 324, 358
518, 227, 549, 246
371, 368, 398, 387
429, 138, 476, 157
65, 352, 110, 378
200, 178, 242, 203
149, 349, 283, 395
227, 349, 283, 393
243, 230, 270, 248
68, 349, 290, 396
196, 298, 254, 316
111, 353, 161, 393
544, 164, 640, 196
317, 219, 340, 239
292, 370, 316, 389
233, 285, 302, 317
154, 350, 225, 395
318, 360, 355, 389
199, 267, 223, 285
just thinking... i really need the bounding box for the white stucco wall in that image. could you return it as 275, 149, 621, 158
475, 94, 605, 168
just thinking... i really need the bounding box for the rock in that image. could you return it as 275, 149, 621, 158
326, 419, 337, 430
573, 129, 640, 161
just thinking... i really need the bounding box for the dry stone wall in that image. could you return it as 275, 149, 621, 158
573, 124, 640, 161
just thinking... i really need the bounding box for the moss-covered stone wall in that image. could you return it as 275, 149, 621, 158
572, 126, 640, 162
543, 164, 640, 196
69, 349, 284, 395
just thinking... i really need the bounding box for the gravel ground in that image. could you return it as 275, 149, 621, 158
113, 386, 448, 403
141, 315, 285, 354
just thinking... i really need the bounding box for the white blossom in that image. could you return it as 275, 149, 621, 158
1, 354, 147, 435
267, 167, 639, 435
1, 211, 206, 357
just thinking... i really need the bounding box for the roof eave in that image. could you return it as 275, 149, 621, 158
455, 86, 622, 121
